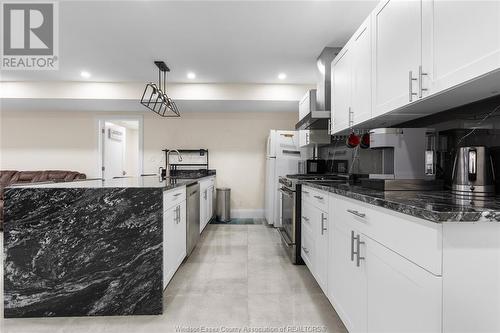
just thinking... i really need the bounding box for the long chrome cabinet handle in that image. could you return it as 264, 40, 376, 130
350, 230, 356, 262
302, 191, 309, 195
356, 235, 365, 267
321, 213, 327, 235
314, 195, 324, 200
409, 70, 417, 102
418, 65, 428, 98
347, 209, 366, 218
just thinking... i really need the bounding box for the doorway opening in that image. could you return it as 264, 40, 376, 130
98, 117, 143, 180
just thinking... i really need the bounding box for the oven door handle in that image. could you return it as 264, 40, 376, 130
278, 228, 294, 247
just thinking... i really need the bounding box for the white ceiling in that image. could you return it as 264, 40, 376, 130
1, 0, 377, 84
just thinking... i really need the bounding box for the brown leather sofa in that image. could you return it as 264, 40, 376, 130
0, 170, 87, 230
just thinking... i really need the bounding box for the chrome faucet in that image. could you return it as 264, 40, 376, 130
166, 149, 183, 178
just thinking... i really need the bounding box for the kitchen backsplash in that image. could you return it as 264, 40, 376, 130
319, 94, 500, 175
319, 142, 382, 175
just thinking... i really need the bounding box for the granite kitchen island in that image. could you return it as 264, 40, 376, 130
2, 176, 198, 318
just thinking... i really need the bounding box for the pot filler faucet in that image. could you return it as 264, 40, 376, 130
166, 149, 183, 178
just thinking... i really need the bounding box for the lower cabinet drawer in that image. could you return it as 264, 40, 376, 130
302, 186, 329, 212
163, 186, 186, 211
331, 194, 443, 275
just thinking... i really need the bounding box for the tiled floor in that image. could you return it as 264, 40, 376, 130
0, 225, 347, 333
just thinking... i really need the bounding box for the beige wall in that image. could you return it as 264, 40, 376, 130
0, 110, 296, 215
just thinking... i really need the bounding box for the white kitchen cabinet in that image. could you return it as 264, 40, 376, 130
351, 16, 372, 125
331, 16, 372, 133
199, 176, 216, 233
365, 236, 442, 333
328, 0, 500, 133
301, 186, 329, 292
421, 1, 500, 96
372, 0, 422, 117
163, 190, 187, 289
332, 47, 352, 133
329, 201, 367, 333
327, 194, 442, 333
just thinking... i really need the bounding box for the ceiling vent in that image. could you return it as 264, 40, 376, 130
140, 61, 180, 117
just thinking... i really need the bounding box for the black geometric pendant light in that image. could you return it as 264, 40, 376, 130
140, 61, 180, 117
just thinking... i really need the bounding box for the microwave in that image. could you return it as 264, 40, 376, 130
299, 159, 326, 174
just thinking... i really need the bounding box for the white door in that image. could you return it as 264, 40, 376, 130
351, 16, 372, 125
422, 0, 500, 96
365, 236, 442, 333
164, 201, 187, 288
332, 47, 352, 133
372, 0, 422, 117
103, 123, 125, 179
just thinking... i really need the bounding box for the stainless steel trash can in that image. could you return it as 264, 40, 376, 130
216, 188, 231, 222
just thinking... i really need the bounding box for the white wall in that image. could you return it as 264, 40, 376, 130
0, 110, 296, 214
124, 127, 139, 177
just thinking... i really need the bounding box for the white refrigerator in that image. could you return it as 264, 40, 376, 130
264, 130, 302, 227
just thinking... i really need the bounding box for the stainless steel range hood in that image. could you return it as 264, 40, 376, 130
296, 47, 341, 130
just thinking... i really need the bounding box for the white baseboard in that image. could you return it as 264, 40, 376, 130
230, 209, 264, 219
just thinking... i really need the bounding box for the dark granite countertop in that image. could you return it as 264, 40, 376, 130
300, 181, 500, 223
8, 173, 216, 192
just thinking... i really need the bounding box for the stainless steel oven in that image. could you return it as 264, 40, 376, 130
278, 174, 352, 265
278, 176, 303, 264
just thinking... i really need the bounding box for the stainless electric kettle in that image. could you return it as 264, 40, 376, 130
452, 146, 496, 197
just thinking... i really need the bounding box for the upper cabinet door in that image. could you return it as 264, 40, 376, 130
351, 16, 372, 125
372, 0, 422, 117
332, 47, 352, 133
422, 1, 500, 96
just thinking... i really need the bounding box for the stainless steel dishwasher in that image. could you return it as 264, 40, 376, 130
186, 182, 200, 256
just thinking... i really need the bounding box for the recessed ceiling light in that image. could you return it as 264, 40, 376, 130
278, 73, 287, 80
80, 71, 91, 79
187, 72, 196, 79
